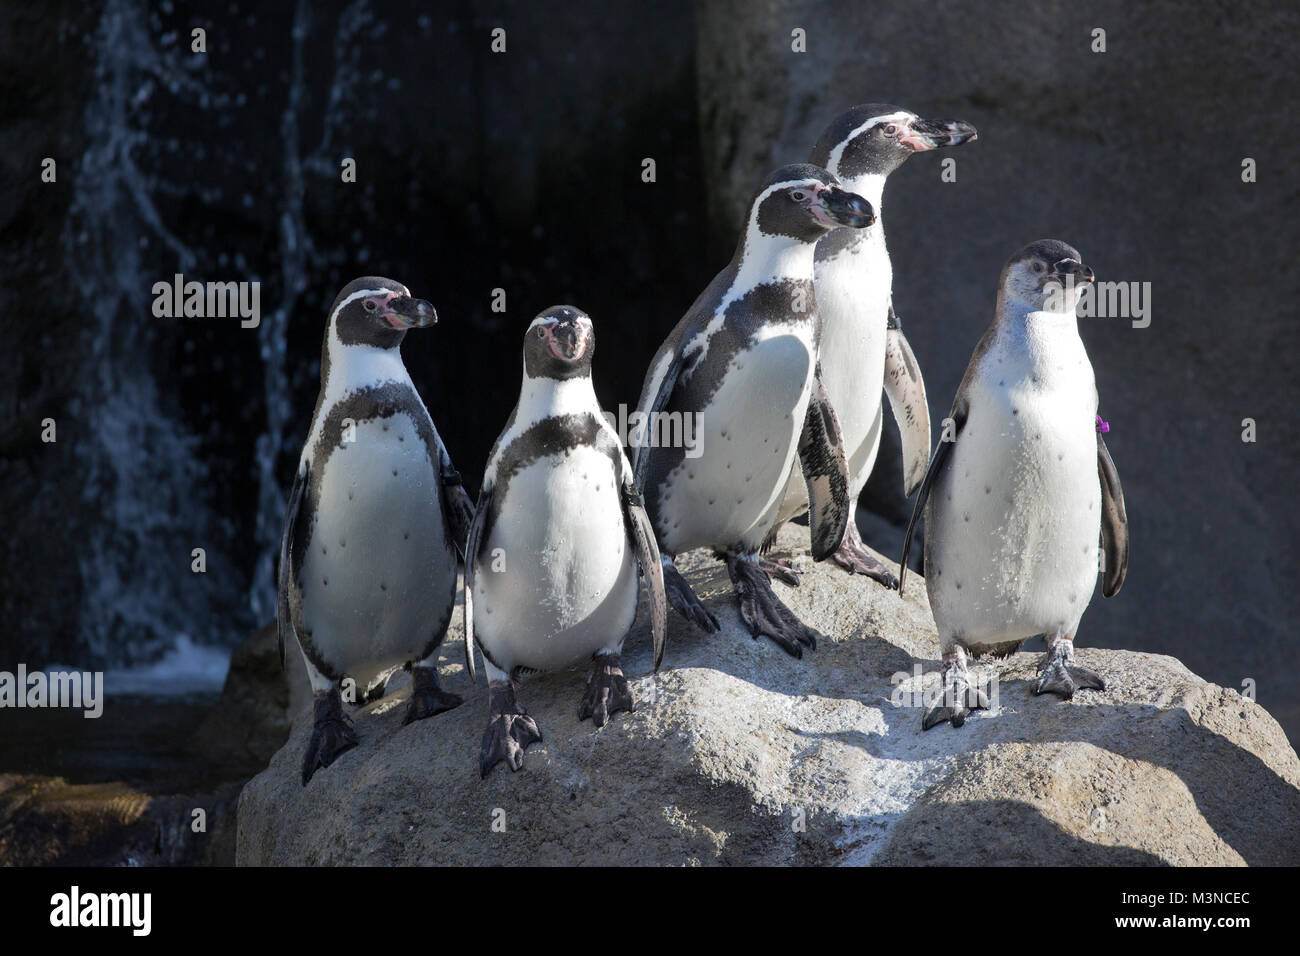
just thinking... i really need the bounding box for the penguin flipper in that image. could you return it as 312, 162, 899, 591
1097, 432, 1129, 598
461, 488, 493, 683
631, 319, 702, 489
440, 471, 476, 561
621, 477, 668, 671
797, 366, 851, 562
882, 307, 932, 497
277, 464, 308, 670
899, 406, 965, 595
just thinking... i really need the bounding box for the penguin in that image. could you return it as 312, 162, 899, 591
899, 240, 1129, 730
463, 306, 667, 778
773, 105, 978, 586
633, 164, 873, 657
277, 276, 475, 784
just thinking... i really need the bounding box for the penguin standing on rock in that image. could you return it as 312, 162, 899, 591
900, 241, 1129, 730
464, 306, 667, 778
633, 164, 873, 657
774, 104, 978, 585
278, 277, 475, 784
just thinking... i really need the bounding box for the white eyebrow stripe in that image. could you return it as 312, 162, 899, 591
329, 287, 407, 320
826, 110, 912, 174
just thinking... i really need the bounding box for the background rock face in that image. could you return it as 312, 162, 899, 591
236, 531, 1300, 866
696, 1, 1300, 741
1, 0, 1297, 748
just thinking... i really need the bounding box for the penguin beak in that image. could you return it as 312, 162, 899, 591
811, 185, 876, 229
548, 320, 589, 361
899, 117, 979, 151
381, 296, 438, 329
1051, 259, 1096, 283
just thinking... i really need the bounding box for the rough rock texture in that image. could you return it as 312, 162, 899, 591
192, 622, 294, 771
695, 0, 1300, 742
237, 529, 1300, 866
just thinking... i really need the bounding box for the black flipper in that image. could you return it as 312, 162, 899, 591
440, 467, 476, 561
1097, 432, 1129, 598
461, 487, 493, 684
621, 478, 669, 670
798, 366, 851, 562
631, 318, 703, 490
277, 464, 308, 670
899, 407, 966, 596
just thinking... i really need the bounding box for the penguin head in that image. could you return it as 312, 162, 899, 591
811, 104, 978, 181
751, 164, 875, 243
999, 240, 1096, 313
524, 305, 595, 381
327, 276, 437, 348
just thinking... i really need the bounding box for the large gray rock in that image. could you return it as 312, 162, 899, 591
695, 0, 1300, 742
236, 529, 1300, 866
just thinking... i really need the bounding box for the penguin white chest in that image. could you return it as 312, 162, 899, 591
815, 231, 892, 484
662, 326, 814, 553
926, 329, 1101, 644
297, 412, 456, 684
475, 446, 638, 673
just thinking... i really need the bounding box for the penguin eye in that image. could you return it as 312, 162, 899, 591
363, 299, 378, 312
882, 124, 898, 137
790, 190, 808, 202
1031, 261, 1045, 274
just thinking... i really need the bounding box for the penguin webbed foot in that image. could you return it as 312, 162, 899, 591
663, 561, 720, 633
1034, 640, 1105, 700
403, 665, 463, 725
725, 554, 820, 658
922, 654, 990, 730
480, 680, 542, 777
758, 556, 800, 586
301, 688, 360, 785
578, 652, 634, 728
831, 522, 899, 589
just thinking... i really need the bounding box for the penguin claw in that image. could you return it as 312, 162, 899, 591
831, 523, 899, 588
301, 689, 360, 785
922, 664, 989, 730
726, 554, 818, 657
1033, 642, 1105, 700
663, 562, 720, 633
759, 556, 801, 586
578, 653, 634, 727
480, 681, 543, 777
402, 666, 463, 725
480, 714, 543, 777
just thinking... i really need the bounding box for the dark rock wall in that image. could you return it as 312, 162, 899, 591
697, 0, 1300, 738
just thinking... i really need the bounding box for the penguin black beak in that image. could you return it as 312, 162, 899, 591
901, 117, 979, 151
548, 320, 589, 361
814, 186, 876, 229
1051, 260, 1096, 283
382, 296, 438, 329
